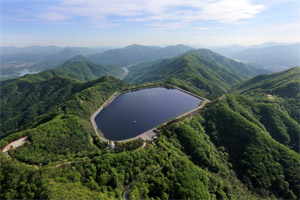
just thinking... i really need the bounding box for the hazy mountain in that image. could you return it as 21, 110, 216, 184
44, 47, 96, 63
213, 43, 300, 71
141, 44, 195, 62
125, 49, 268, 98
86, 44, 160, 67
1, 46, 62, 56
0, 46, 113, 79
68, 55, 91, 62
0, 46, 109, 56
87, 44, 194, 67
249, 41, 283, 48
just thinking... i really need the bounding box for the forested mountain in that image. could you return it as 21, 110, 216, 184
37, 61, 124, 81
1, 50, 299, 199
201, 95, 300, 199
125, 49, 268, 98
0, 60, 124, 136
233, 67, 300, 98
232, 67, 300, 123
1, 74, 299, 199
87, 44, 194, 67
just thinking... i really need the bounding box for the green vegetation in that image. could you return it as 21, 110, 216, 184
0, 63, 127, 138
125, 49, 266, 98
232, 67, 300, 123
233, 67, 300, 98
1, 51, 299, 199
202, 95, 300, 199
38, 61, 124, 81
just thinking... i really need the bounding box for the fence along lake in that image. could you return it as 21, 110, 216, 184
95, 87, 202, 141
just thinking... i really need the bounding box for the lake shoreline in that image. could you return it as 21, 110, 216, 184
91, 85, 209, 143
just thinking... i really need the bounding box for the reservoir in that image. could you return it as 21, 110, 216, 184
95, 87, 202, 141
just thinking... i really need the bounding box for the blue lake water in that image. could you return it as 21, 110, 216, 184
95, 88, 202, 141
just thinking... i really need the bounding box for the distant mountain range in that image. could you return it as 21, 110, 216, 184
0, 44, 194, 78
1, 42, 299, 79
213, 42, 300, 71
0, 46, 109, 65
86, 44, 195, 67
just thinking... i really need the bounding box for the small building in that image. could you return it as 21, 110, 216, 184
108, 141, 115, 150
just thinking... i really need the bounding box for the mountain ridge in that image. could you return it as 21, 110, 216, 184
125, 48, 269, 98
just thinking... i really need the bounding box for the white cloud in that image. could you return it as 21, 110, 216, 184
38, 13, 70, 21
37, 0, 266, 28
257, 22, 300, 32
199, 0, 265, 23
195, 27, 225, 31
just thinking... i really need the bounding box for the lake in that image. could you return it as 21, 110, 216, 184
95, 87, 202, 141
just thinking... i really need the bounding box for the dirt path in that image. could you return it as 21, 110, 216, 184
218, 95, 226, 101
123, 181, 136, 200
267, 94, 274, 99
2, 136, 29, 154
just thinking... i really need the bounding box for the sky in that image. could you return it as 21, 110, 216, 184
1, 0, 300, 47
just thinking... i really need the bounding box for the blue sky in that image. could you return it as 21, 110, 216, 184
1, 0, 299, 47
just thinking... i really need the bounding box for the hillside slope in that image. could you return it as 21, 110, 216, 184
39, 61, 124, 81
201, 95, 300, 199
125, 49, 267, 98
1, 87, 299, 200
1, 61, 299, 199
232, 67, 300, 122
0, 73, 129, 137
233, 67, 300, 98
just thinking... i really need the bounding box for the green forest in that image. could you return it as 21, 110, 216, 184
1, 50, 299, 199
